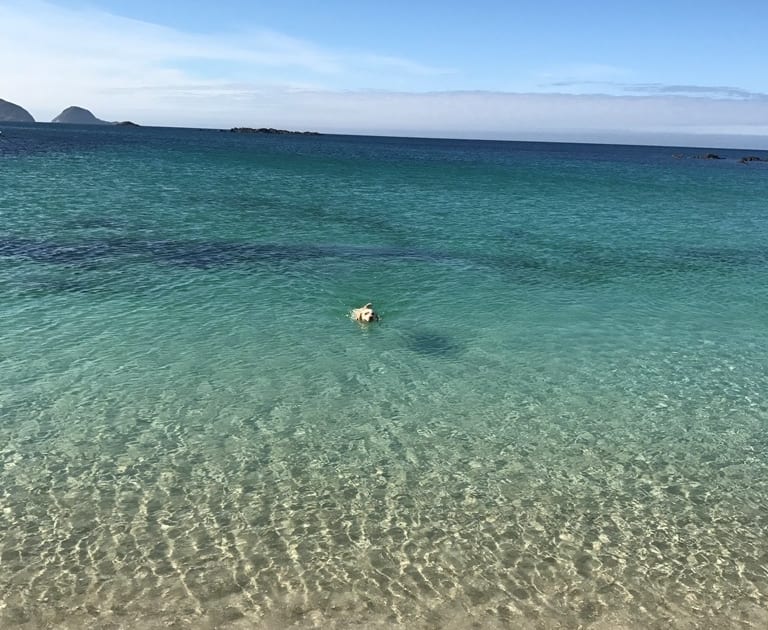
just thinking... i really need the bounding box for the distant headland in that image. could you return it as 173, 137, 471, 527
0, 97, 141, 126
0, 98, 35, 122
0, 98, 320, 135
229, 127, 320, 135
0, 98, 139, 127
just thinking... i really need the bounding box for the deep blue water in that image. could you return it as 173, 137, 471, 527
1, 122, 768, 629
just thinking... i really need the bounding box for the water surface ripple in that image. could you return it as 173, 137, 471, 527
1, 124, 767, 629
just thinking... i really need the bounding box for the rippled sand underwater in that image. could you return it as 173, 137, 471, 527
1, 125, 768, 628
3, 384, 768, 629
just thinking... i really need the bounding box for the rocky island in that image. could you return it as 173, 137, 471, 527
52, 106, 110, 124
229, 127, 320, 135
0, 98, 35, 122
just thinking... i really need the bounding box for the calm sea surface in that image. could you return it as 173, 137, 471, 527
1, 123, 767, 629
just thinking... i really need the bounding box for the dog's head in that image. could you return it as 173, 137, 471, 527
352, 303, 379, 323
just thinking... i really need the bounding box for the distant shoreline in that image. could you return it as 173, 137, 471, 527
2, 121, 768, 154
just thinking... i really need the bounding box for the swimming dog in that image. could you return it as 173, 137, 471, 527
351, 303, 379, 323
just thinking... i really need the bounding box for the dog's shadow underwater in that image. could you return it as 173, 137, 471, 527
401, 328, 466, 358
348, 302, 467, 358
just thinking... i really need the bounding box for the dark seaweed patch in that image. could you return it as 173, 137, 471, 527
0, 237, 454, 269
671, 246, 768, 266
2, 235, 767, 280
64, 216, 125, 231
0, 239, 115, 263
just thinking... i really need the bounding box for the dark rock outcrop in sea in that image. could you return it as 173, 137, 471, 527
675, 152, 766, 164
116, 121, 140, 127
229, 127, 320, 135
0, 98, 35, 122
52, 106, 110, 125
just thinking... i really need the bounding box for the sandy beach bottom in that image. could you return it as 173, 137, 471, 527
2, 373, 767, 629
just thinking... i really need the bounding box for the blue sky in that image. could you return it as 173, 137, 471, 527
3, 0, 768, 147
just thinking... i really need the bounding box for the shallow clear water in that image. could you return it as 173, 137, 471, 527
1, 123, 767, 628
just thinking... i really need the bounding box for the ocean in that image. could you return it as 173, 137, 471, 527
1, 123, 767, 629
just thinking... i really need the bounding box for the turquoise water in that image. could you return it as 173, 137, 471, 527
1, 123, 767, 628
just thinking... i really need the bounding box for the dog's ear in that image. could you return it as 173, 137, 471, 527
363, 303, 372, 309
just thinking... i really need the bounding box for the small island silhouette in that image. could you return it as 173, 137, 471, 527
229, 127, 320, 135
52, 105, 109, 124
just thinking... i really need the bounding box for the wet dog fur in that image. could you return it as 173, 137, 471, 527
351, 302, 379, 323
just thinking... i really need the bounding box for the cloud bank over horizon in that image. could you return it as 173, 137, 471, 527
2, 1, 767, 149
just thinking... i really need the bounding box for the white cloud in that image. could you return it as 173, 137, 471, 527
546, 81, 768, 101
231, 90, 768, 142
0, 0, 446, 120
536, 63, 630, 87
